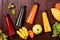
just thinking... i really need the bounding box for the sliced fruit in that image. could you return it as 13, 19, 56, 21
8, 3, 15, 9
32, 24, 42, 35
51, 8, 60, 21
10, 5, 15, 8
42, 11, 51, 32
11, 9, 16, 14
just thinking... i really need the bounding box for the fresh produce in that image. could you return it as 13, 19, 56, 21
8, 3, 15, 9
26, 3, 38, 24
22, 27, 28, 37
2, 34, 8, 39
55, 3, 60, 9
4, 39, 8, 40
16, 27, 28, 39
5, 14, 15, 36
19, 29, 26, 37
42, 11, 51, 32
10, 4, 15, 9
16, 6, 25, 27
51, 8, 60, 21
8, 5, 11, 9
8, 3, 16, 14
11, 9, 16, 14
32, 24, 42, 35
0, 30, 8, 40
28, 30, 34, 38
0, 36, 2, 40
16, 31, 25, 39
52, 22, 60, 37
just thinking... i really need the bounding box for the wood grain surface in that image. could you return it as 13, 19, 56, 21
0, 0, 60, 40
0, 0, 2, 29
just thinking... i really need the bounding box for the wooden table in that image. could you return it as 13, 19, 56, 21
0, 0, 60, 40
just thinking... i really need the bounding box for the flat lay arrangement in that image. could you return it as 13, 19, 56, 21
0, 0, 60, 40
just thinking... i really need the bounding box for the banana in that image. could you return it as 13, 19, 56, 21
22, 27, 28, 37
51, 8, 60, 21
16, 31, 24, 39
16, 27, 28, 39
19, 29, 26, 38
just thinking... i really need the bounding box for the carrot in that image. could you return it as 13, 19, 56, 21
55, 3, 60, 9
28, 30, 34, 38
26, 4, 38, 24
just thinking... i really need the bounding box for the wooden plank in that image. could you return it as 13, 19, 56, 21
1, 0, 60, 40
2, 0, 8, 36
0, 0, 2, 29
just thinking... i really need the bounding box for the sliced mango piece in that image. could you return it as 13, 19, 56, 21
51, 8, 60, 21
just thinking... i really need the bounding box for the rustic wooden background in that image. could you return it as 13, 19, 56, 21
0, 0, 60, 40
